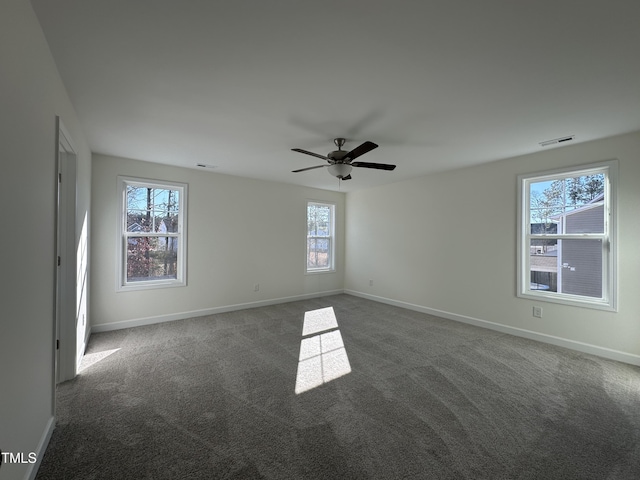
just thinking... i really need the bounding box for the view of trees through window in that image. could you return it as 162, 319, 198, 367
528, 173, 606, 296
307, 202, 333, 271
126, 185, 180, 282
530, 174, 605, 226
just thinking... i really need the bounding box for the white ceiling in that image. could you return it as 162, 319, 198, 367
31, 0, 640, 192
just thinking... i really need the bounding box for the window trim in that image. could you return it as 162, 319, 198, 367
305, 200, 336, 274
516, 160, 617, 311
116, 176, 188, 291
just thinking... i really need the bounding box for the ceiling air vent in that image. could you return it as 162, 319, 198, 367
539, 135, 575, 147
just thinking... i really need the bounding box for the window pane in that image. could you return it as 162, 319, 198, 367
529, 238, 558, 292
126, 185, 149, 211
127, 211, 153, 232
528, 238, 603, 297
529, 174, 605, 231
560, 239, 602, 298
127, 236, 179, 282
151, 188, 179, 215
308, 204, 331, 236
530, 222, 557, 235
563, 204, 604, 234
126, 187, 180, 233
307, 238, 330, 269
153, 213, 179, 233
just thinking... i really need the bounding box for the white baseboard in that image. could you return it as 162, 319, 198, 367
345, 290, 640, 367
91, 290, 345, 333
26, 416, 55, 480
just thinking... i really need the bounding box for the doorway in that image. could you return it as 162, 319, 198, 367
55, 118, 81, 385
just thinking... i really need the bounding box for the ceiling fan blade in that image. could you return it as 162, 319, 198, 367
343, 141, 378, 161
292, 148, 331, 161
351, 161, 396, 171
292, 165, 328, 173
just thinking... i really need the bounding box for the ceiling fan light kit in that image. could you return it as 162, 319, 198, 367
291, 138, 396, 180
327, 163, 352, 179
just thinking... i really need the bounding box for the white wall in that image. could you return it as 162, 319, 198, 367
345, 132, 640, 362
0, 1, 91, 479
91, 154, 345, 329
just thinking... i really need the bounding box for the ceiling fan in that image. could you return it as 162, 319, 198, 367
291, 138, 396, 180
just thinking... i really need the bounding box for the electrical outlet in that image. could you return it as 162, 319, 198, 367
533, 306, 543, 318
254, 283, 260, 292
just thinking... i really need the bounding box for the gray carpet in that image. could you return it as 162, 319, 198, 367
36, 294, 640, 479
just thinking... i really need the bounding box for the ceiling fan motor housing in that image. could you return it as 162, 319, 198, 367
328, 150, 348, 162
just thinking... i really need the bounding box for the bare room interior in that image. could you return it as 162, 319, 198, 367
2, 1, 640, 479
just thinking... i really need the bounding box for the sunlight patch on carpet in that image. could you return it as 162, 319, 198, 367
79, 348, 120, 372
301, 306, 339, 336
295, 307, 351, 394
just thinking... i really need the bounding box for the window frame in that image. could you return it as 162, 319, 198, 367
517, 160, 617, 311
305, 200, 336, 274
117, 176, 188, 291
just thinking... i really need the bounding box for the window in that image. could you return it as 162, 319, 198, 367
117, 177, 187, 290
517, 161, 617, 310
306, 201, 335, 273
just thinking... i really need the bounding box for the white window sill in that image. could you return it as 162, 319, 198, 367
305, 268, 336, 275
517, 290, 616, 312
117, 279, 186, 292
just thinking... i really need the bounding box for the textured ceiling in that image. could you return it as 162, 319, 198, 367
31, 0, 640, 192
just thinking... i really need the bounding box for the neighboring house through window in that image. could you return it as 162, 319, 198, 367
517, 161, 617, 310
117, 176, 188, 290
306, 201, 335, 273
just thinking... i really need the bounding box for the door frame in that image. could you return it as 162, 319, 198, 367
54, 117, 78, 387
